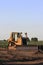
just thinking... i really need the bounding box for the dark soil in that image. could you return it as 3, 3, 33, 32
0, 47, 43, 65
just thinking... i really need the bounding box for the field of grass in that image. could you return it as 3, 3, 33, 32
28, 41, 43, 46
0, 40, 43, 48
0, 40, 8, 48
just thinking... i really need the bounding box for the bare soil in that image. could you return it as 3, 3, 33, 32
0, 47, 43, 65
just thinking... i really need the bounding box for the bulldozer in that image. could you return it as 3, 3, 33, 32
8, 32, 43, 52
8, 32, 29, 49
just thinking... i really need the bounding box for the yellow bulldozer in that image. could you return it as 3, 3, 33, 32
8, 32, 29, 49
8, 32, 43, 52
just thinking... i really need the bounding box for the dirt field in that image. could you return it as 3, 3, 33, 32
0, 47, 43, 65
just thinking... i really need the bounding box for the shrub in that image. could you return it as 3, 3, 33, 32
31, 37, 38, 42
0, 40, 8, 48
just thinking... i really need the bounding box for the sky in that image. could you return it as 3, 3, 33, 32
0, 0, 43, 40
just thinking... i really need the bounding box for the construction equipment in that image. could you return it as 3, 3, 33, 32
8, 32, 43, 52
8, 32, 29, 47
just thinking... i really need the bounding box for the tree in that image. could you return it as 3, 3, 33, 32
31, 37, 38, 42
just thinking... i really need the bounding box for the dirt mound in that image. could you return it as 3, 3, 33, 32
0, 48, 43, 65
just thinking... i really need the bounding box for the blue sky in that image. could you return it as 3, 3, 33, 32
0, 0, 43, 40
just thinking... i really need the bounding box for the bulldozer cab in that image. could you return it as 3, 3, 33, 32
8, 32, 22, 46
11, 32, 18, 42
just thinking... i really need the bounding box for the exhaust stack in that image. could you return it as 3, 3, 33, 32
25, 32, 28, 38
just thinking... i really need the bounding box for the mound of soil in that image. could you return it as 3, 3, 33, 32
0, 48, 43, 65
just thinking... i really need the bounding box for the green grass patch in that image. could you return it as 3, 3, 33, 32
28, 41, 43, 45
0, 40, 43, 48
0, 40, 9, 48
